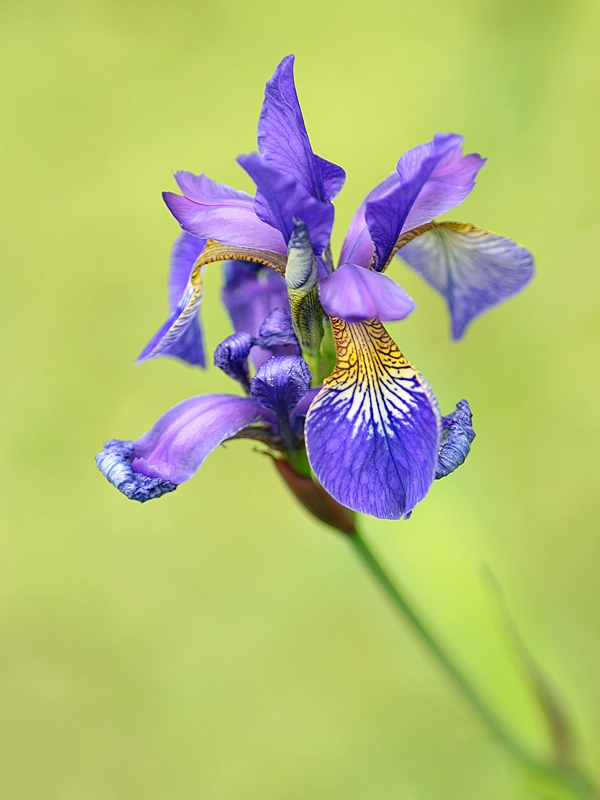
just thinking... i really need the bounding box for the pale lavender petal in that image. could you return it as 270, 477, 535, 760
305, 319, 441, 520
258, 55, 345, 202
163, 171, 286, 252
237, 153, 334, 255
318, 263, 415, 323
398, 222, 535, 338
96, 440, 177, 502
221, 260, 289, 367
131, 395, 275, 486
436, 399, 475, 479
213, 331, 255, 393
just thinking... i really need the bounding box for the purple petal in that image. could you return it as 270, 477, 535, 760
96, 439, 177, 502
250, 356, 311, 419
221, 260, 289, 367
305, 319, 441, 519
258, 55, 345, 202
131, 394, 275, 486
398, 222, 535, 338
318, 264, 415, 323
257, 307, 300, 352
237, 153, 334, 255
436, 399, 475, 479
163, 171, 286, 253
137, 233, 205, 365
340, 134, 485, 271
213, 331, 255, 393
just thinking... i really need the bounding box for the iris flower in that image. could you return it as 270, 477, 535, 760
97, 55, 533, 526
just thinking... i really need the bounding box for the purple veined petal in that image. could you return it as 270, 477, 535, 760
258, 55, 346, 203
318, 263, 415, 323
250, 355, 311, 418
339, 173, 398, 268
137, 235, 205, 364
341, 134, 485, 272
163, 171, 287, 253
436, 399, 475, 479
237, 153, 334, 256
305, 318, 441, 520
138, 232, 207, 368
213, 331, 255, 393
222, 260, 290, 367
130, 394, 276, 487
398, 222, 535, 339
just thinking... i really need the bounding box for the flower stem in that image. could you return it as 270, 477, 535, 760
346, 527, 597, 800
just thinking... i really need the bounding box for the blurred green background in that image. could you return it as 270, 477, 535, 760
1, 0, 599, 797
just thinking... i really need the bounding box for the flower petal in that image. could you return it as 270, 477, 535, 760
250, 356, 311, 418
318, 263, 415, 323
341, 134, 485, 271
237, 153, 334, 255
258, 54, 345, 202
305, 318, 441, 520
436, 399, 475, 479
137, 232, 206, 368
96, 439, 177, 502
398, 222, 535, 338
222, 260, 289, 367
257, 307, 300, 352
213, 331, 255, 393
163, 171, 286, 252
131, 395, 276, 486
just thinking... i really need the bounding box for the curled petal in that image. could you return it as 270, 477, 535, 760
398, 222, 535, 338
214, 331, 255, 393
96, 440, 177, 502
250, 356, 311, 418
237, 153, 334, 255
319, 264, 415, 323
131, 395, 276, 486
257, 307, 300, 352
305, 318, 441, 520
259, 54, 345, 202
436, 399, 475, 479
163, 171, 286, 253
138, 233, 207, 367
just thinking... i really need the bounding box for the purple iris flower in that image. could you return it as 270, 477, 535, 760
97, 55, 534, 524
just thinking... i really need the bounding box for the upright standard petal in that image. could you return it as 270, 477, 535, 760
341, 134, 485, 271
305, 318, 441, 520
222, 260, 289, 367
137, 233, 207, 367
130, 395, 276, 487
163, 171, 286, 253
319, 263, 415, 323
436, 399, 476, 479
237, 153, 334, 256
398, 222, 535, 338
258, 55, 345, 202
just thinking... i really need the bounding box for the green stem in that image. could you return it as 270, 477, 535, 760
347, 527, 597, 800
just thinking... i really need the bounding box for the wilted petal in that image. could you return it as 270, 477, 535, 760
305, 318, 441, 520
237, 153, 334, 255
96, 439, 177, 502
163, 171, 286, 252
436, 399, 475, 479
319, 263, 415, 323
130, 395, 276, 486
222, 260, 289, 367
214, 331, 255, 393
258, 55, 345, 202
398, 222, 535, 338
